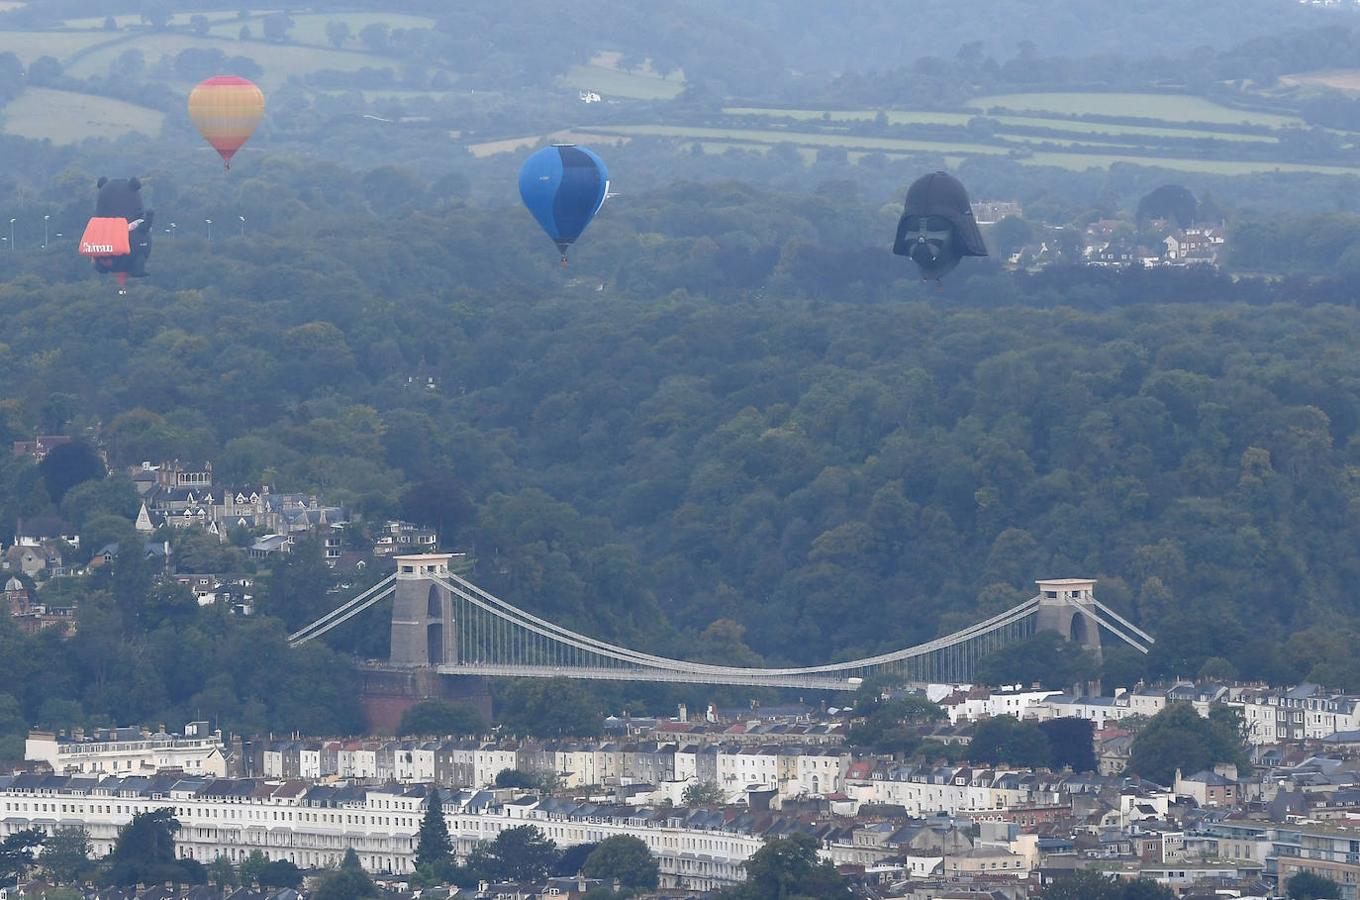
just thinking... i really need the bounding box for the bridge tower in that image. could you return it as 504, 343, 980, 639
390, 553, 456, 668
1035, 577, 1102, 694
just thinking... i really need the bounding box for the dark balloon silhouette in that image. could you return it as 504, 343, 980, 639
893, 171, 987, 281
78, 177, 153, 289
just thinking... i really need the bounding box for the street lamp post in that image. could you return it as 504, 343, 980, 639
238, 215, 245, 237
169, 222, 177, 239
205, 219, 213, 241
43, 215, 49, 248
8, 218, 13, 250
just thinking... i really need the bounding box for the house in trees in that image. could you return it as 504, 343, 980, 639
4, 576, 75, 636
372, 520, 439, 557
132, 461, 351, 542
11, 434, 72, 461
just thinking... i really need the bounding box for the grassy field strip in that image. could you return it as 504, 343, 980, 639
998, 134, 1143, 150
1281, 70, 1360, 93
724, 106, 1278, 142
560, 64, 684, 101
587, 50, 682, 81
991, 114, 1276, 142
0, 30, 120, 63
1020, 149, 1360, 175
1, 87, 163, 143
581, 124, 1009, 155
467, 135, 542, 157
64, 33, 394, 88
967, 91, 1303, 127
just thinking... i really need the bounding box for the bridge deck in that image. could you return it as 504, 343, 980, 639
437, 663, 862, 690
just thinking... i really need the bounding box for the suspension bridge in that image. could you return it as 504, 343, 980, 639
289, 554, 1153, 691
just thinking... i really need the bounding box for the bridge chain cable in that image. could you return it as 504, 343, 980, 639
287, 573, 397, 646
1090, 598, 1155, 646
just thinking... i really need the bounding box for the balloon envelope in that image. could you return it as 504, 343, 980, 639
518, 144, 608, 257
892, 171, 987, 281
188, 75, 265, 169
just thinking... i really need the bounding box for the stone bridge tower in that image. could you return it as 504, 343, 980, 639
1034, 577, 1102, 694
389, 553, 455, 667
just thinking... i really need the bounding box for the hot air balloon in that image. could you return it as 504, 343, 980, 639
188, 75, 265, 171
518, 144, 609, 265
79, 176, 153, 292
893, 171, 988, 281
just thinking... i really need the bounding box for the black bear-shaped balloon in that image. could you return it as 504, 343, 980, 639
92, 176, 153, 277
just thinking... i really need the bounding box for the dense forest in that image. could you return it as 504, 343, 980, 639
0, 158, 1359, 745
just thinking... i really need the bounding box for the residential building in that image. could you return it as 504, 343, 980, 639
24, 723, 227, 776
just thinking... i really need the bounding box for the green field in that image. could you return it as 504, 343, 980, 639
581, 124, 1007, 155
64, 33, 395, 88
1018, 150, 1359, 175
561, 64, 684, 101
725, 107, 976, 127
967, 92, 1302, 127
1, 87, 163, 143
0, 30, 120, 64
724, 106, 1277, 143
579, 121, 1360, 176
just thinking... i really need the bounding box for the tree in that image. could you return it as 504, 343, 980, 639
494, 679, 602, 738
976, 631, 1100, 691
262, 537, 334, 630
359, 22, 390, 52
0, 830, 43, 886
1039, 876, 1171, 900
399, 476, 473, 543
494, 768, 539, 789
0, 693, 26, 760
989, 216, 1034, 256
261, 12, 293, 42
26, 56, 62, 86
399, 699, 486, 737
1288, 871, 1342, 900
416, 790, 452, 870
39, 442, 104, 504
138, 0, 172, 29
682, 781, 725, 806
312, 867, 377, 900
257, 859, 302, 889
40, 826, 91, 885
581, 836, 659, 892
470, 826, 558, 883
968, 715, 1053, 768
1127, 704, 1248, 786
1038, 718, 1097, 772
326, 20, 351, 47
207, 855, 235, 887
236, 849, 268, 886
722, 833, 850, 900
847, 694, 945, 754
102, 808, 198, 886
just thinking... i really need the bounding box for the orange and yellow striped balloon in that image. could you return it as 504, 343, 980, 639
188, 75, 265, 170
